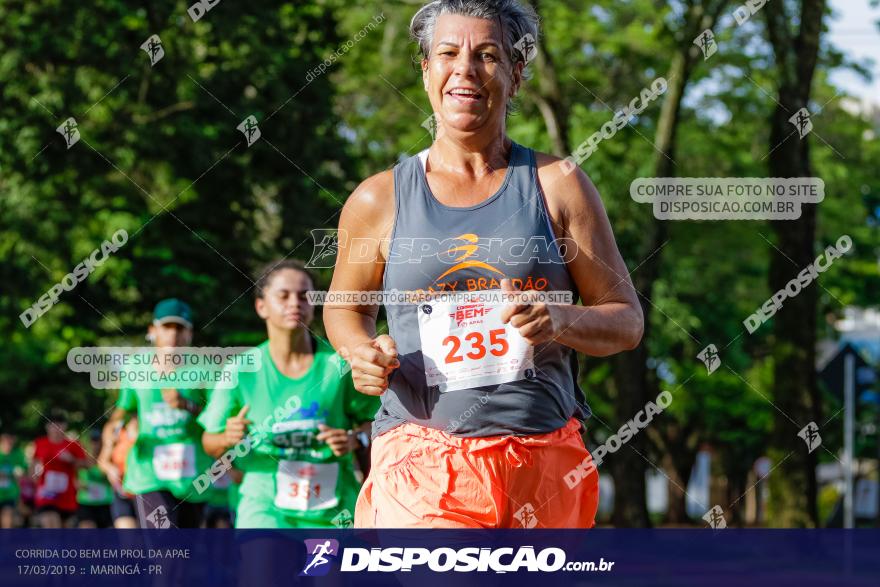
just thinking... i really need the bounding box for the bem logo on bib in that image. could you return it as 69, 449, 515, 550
450, 303, 489, 326
297, 464, 317, 478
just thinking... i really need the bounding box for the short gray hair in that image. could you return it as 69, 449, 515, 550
410, 0, 540, 79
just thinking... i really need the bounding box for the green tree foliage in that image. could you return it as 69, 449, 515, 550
0, 0, 351, 431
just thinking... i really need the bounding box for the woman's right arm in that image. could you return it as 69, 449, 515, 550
325, 171, 400, 396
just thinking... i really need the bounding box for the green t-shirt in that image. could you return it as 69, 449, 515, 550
117, 375, 212, 501
198, 338, 379, 525
77, 466, 113, 506
0, 448, 26, 503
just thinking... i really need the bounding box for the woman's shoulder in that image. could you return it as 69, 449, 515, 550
346, 168, 395, 211
532, 150, 593, 190
340, 168, 396, 237
532, 149, 602, 214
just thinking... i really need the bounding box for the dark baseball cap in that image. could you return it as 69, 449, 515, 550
152, 298, 193, 328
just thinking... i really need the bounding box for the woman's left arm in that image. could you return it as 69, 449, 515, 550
502, 156, 644, 357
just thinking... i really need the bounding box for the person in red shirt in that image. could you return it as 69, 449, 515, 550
32, 410, 92, 528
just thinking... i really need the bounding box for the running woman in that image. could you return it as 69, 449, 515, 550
0, 433, 27, 528
199, 259, 379, 529
325, 0, 643, 528
32, 410, 92, 528
100, 298, 212, 528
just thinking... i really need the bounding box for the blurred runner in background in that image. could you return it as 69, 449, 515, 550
100, 299, 211, 528
76, 430, 114, 528
200, 259, 378, 528
99, 416, 139, 528
32, 410, 92, 528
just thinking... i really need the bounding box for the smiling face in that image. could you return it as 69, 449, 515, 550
255, 268, 315, 332
422, 13, 523, 136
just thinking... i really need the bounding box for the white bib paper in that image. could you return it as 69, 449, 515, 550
43, 470, 69, 494
87, 482, 110, 501
152, 443, 196, 481
274, 460, 339, 512
417, 296, 534, 392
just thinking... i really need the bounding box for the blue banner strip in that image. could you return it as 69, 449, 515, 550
2, 529, 879, 586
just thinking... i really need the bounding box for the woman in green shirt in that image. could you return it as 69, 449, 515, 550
200, 259, 379, 528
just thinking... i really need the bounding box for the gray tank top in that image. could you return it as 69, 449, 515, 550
373, 141, 591, 438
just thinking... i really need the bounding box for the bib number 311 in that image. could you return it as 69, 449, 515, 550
418, 298, 534, 392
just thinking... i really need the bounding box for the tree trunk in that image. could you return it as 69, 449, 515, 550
661, 444, 699, 524
762, 0, 825, 528
725, 468, 750, 526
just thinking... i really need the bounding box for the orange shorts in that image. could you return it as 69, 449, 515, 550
355, 417, 599, 528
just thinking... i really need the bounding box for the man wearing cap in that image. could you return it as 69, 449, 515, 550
98, 298, 212, 528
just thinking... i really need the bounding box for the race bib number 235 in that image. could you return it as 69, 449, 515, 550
417, 297, 534, 393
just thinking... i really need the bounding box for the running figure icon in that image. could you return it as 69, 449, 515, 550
301, 539, 337, 576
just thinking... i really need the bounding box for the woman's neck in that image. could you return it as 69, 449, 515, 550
429, 131, 512, 178
267, 326, 314, 377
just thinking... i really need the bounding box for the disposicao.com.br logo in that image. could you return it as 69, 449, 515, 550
299, 541, 615, 574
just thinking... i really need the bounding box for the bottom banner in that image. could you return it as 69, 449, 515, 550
1, 529, 878, 586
